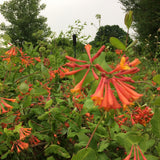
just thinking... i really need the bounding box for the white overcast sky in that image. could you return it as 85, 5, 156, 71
0, 0, 135, 42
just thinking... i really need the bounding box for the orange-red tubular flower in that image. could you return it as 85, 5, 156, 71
65, 56, 87, 63
94, 64, 109, 74
124, 145, 147, 160
137, 145, 147, 160
134, 146, 136, 160
70, 69, 90, 94
65, 62, 89, 68
137, 147, 140, 160
115, 49, 123, 55
0, 103, 8, 114
115, 68, 140, 76
92, 68, 99, 80
100, 80, 121, 111
112, 79, 132, 106
1, 100, 13, 109
29, 135, 40, 145
11, 140, 29, 153
117, 80, 143, 100
65, 68, 85, 76
129, 58, 141, 67
19, 127, 32, 140
85, 44, 92, 63
5, 46, 17, 56
91, 76, 105, 105
1, 97, 16, 102
124, 145, 134, 160
91, 45, 105, 63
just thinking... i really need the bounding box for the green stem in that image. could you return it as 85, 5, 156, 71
14, 71, 40, 83
125, 29, 129, 47
85, 112, 105, 149
107, 126, 112, 140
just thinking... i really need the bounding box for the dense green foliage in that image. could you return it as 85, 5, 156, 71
0, 2, 160, 160
0, 0, 51, 46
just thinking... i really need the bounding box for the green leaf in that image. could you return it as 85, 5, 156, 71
97, 153, 110, 160
1, 150, 10, 159
23, 95, 32, 108
71, 147, 97, 160
83, 99, 94, 110
98, 140, 109, 152
145, 155, 159, 160
93, 51, 112, 72
126, 131, 141, 144
38, 111, 49, 120
124, 10, 133, 29
45, 99, 53, 109
153, 97, 160, 106
19, 82, 29, 94
30, 87, 48, 96
75, 133, 89, 147
109, 37, 126, 50
139, 133, 155, 152
45, 144, 70, 158
155, 142, 160, 156
47, 156, 55, 160
151, 107, 160, 137
153, 74, 160, 85
74, 69, 94, 87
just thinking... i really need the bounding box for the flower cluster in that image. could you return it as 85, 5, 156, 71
11, 127, 40, 153
131, 106, 154, 126
64, 44, 142, 111
49, 66, 70, 80
11, 127, 32, 153
1, 45, 41, 71
114, 106, 154, 127
124, 144, 147, 160
0, 97, 16, 114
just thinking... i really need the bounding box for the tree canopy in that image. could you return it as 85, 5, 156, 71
91, 25, 132, 47
0, 0, 51, 46
119, 0, 160, 49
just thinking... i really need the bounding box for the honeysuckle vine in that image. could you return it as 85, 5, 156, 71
63, 44, 146, 150
64, 44, 143, 111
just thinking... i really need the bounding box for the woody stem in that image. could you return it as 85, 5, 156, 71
85, 112, 105, 149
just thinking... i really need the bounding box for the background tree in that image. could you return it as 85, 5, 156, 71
91, 25, 132, 47
119, 0, 160, 53
0, 0, 51, 46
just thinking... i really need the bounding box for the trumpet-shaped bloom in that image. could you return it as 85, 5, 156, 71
111, 78, 143, 109
11, 140, 29, 153
99, 80, 121, 111
64, 44, 142, 112
109, 56, 141, 74
19, 127, 32, 140
5, 46, 17, 56
129, 58, 141, 67
115, 49, 123, 55
116, 79, 143, 101
29, 135, 40, 145
92, 68, 99, 80
91, 77, 105, 105
65, 56, 87, 63
85, 44, 92, 63
64, 44, 105, 85
70, 69, 90, 94
124, 145, 147, 160
91, 45, 105, 62
124, 145, 133, 160
0, 97, 16, 114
